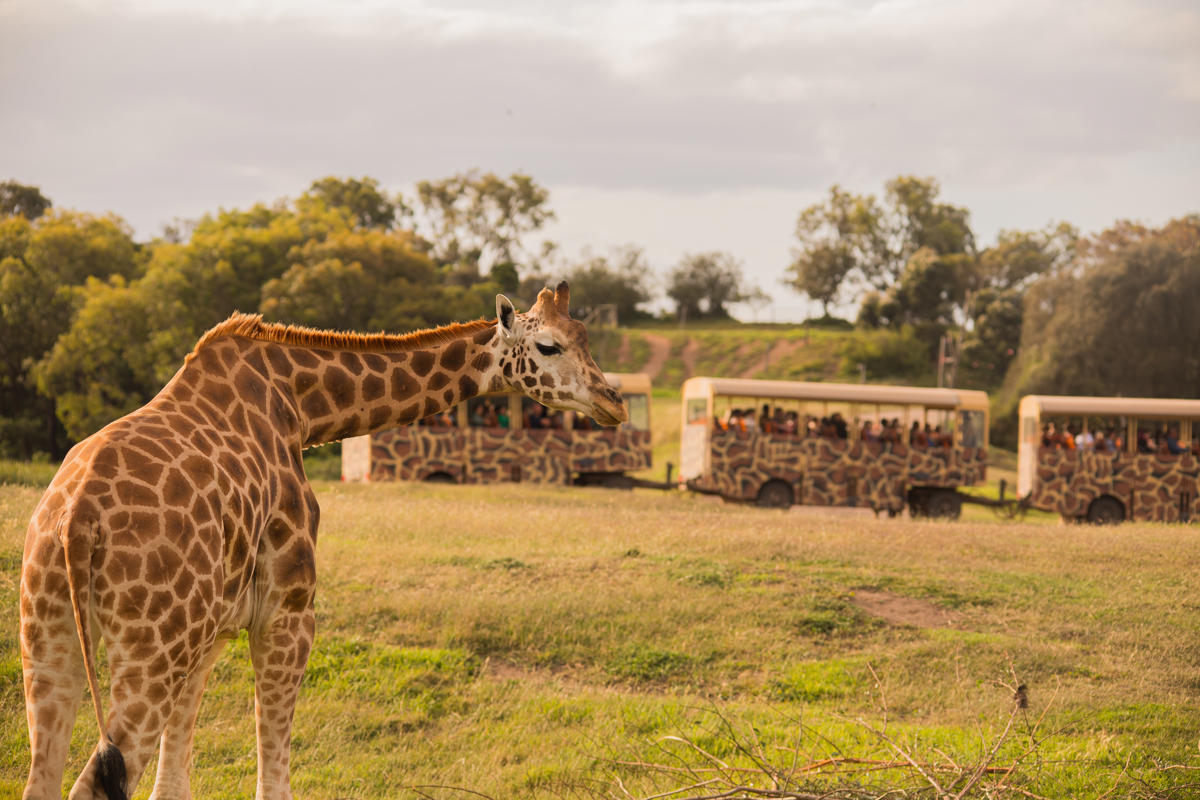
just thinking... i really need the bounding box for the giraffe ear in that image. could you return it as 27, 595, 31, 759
496, 294, 518, 345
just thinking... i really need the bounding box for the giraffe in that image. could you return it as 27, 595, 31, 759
20, 281, 625, 800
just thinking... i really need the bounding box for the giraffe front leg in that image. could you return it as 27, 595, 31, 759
249, 602, 315, 800
147, 635, 232, 800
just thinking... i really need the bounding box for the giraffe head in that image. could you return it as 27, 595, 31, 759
496, 280, 628, 426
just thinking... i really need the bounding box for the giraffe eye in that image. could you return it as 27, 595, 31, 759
536, 342, 562, 356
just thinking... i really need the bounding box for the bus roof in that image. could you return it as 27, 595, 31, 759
1019, 395, 1200, 420
603, 373, 651, 395
682, 377, 988, 411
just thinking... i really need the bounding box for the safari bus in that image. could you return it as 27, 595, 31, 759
341, 373, 653, 487
1017, 395, 1200, 524
680, 377, 989, 518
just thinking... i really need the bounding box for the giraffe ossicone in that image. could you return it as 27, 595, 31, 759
19, 281, 624, 800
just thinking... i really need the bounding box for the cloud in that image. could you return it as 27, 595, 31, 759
0, 0, 1196, 319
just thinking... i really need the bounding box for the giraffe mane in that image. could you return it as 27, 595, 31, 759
189, 312, 497, 359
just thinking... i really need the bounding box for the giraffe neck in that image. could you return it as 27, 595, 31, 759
279, 323, 505, 448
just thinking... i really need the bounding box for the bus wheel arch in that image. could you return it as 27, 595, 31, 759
423, 471, 456, 484
1086, 495, 1125, 525
756, 479, 794, 509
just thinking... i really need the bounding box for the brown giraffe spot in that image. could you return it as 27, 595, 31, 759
442, 388, 455, 405
390, 369, 418, 400
129, 511, 162, 545
427, 372, 450, 391
116, 481, 160, 508
421, 397, 440, 418
470, 351, 493, 371
368, 406, 391, 429
410, 350, 435, 376
539, 373, 555, 387
234, 365, 267, 398
503, 361, 513, 378
265, 344, 294, 376
440, 340, 467, 371
294, 371, 319, 396
363, 353, 386, 372
397, 404, 420, 425
362, 374, 385, 401
300, 391, 332, 420
323, 367, 356, 407
204, 379, 235, 408
145, 590, 173, 620
523, 376, 537, 388
472, 327, 494, 345
243, 346, 269, 376
291, 347, 320, 369
173, 569, 195, 598
459, 375, 478, 397
339, 352, 363, 375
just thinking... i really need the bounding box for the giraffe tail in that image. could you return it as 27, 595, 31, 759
58, 510, 129, 800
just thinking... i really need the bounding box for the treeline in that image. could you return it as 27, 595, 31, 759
0, 174, 763, 458
787, 177, 1199, 445
1, 174, 1196, 458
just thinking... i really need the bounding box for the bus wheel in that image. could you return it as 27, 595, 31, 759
926, 491, 962, 521
1086, 496, 1125, 525
424, 472, 455, 484
756, 480, 793, 509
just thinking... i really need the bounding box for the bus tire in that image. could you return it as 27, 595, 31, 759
1086, 496, 1125, 525
756, 480, 793, 509
926, 491, 962, 521
423, 472, 455, 484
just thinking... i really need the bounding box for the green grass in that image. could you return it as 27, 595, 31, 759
4, 479, 1198, 798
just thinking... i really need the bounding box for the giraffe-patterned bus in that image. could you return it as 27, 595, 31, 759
680, 377, 989, 518
341, 373, 653, 488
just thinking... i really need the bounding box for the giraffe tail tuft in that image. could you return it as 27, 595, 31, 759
96, 738, 128, 800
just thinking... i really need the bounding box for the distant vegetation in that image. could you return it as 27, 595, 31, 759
1, 175, 1195, 459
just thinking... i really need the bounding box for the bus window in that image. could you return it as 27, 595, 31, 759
624, 394, 649, 431
466, 397, 505, 428
959, 410, 985, 448
686, 397, 709, 425
522, 397, 564, 430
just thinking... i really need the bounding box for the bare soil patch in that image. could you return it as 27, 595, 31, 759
737, 338, 805, 379
639, 333, 671, 380
850, 588, 964, 629
681, 338, 700, 379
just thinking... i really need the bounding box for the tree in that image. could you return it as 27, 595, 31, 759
787, 176, 976, 316
667, 251, 752, 321
0, 180, 52, 220
406, 170, 554, 280
260, 227, 444, 332
561, 245, 654, 323
0, 212, 141, 457
1003, 215, 1200, 400
304, 176, 400, 230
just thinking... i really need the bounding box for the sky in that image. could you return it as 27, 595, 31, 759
2, 0, 1197, 321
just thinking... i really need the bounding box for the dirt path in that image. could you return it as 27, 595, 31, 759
614, 333, 631, 369
737, 338, 805, 379
681, 338, 700, 380
639, 333, 671, 380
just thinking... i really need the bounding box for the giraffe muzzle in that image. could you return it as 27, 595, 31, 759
590, 387, 628, 427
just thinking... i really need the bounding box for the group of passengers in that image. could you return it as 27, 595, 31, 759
715, 407, 951, 447
1041, 422, 1196, 455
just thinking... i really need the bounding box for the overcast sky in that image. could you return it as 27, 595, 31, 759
2, 0, 1197, 321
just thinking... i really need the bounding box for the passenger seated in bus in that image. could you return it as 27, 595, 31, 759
469, 404, 486, 427
742, 408, 758, 433
759, 404, 773, 433
482, 403, 499, 427
861, 420, 878, 442
1137, 429, 1154, 453
1041, 422, 1057, 449
496, 404, 510, 428
1164, 426, 1184, 455
805, 416, 819, 437
911, 421, 926, 447
1074, 427, 1094, 451
831, 412, 848, 439
782, 410, 798, 435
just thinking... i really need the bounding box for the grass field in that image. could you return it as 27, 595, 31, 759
3, 476, 1199, 799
